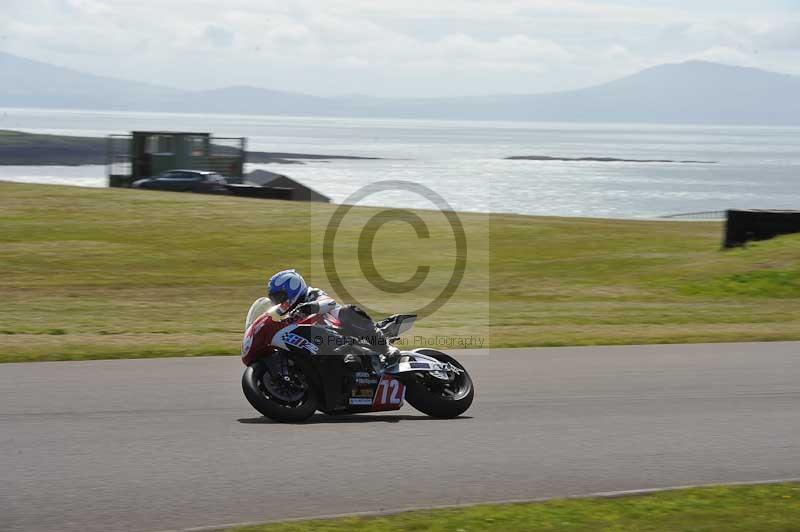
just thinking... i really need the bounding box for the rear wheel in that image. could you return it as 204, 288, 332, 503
242, 355, 318, 422
404, 350, 474, 418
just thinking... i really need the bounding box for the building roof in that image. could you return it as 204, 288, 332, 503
246, 170, 330, 203
131, 131, 211, 137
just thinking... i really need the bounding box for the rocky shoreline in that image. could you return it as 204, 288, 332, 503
0, 130, 380, 166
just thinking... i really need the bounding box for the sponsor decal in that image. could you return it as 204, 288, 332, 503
353, 386, 374, 397
241, 327, 254, 358
349, 397, 373, 406
410, 362, 430, 369
355, 377, 378, 384
281, 331, 319, 354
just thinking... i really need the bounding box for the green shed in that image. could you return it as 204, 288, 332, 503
108, 131, 246, 187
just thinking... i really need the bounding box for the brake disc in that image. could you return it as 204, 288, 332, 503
262, 372, 306, 402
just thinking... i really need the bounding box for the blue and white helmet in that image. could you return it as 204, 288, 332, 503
267, 269, 308, 312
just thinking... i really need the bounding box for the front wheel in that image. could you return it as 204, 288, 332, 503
242, 356, 318, 423
404, 350, 474, 418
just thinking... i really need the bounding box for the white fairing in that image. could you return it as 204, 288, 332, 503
270, 323, 296, 350
383, 350, 458, 380
271, 323, 319, 355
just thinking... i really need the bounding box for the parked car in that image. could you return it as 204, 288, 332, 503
132, 170, 228, 194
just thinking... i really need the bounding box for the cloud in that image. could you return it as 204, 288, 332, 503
203, 25, 235, 47
755, 20, 800, 50
1, 0, 799, 96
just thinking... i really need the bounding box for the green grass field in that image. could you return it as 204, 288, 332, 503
1, 181, 800, 363
227, 483, 800, 532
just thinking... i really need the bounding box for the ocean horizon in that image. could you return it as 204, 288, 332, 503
1, 107, 799, 219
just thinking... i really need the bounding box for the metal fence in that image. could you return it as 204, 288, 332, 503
193, 137, 246, 180
107, 134, 133, 187
660, 210, 727, 220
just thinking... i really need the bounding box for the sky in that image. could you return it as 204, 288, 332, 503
1, 0, 799, 97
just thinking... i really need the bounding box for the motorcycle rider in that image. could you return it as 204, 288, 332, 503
266, 269, 386, 367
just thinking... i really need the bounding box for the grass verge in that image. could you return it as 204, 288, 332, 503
227, 482, 800, 532
2, 181, 800, 362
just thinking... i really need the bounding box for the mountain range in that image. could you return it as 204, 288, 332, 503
2, 51, 799, 125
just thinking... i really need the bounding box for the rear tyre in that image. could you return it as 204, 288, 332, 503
242, 357, 318, 423
404, 350, 474, 418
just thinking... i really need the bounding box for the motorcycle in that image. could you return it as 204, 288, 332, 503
240, 298, 474, 422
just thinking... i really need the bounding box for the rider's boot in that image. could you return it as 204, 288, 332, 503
343, 352, 362, 370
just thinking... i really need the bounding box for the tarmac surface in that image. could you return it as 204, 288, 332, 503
2, 342, 799, 531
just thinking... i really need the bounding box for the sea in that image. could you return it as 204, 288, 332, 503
1, 107, 799, 218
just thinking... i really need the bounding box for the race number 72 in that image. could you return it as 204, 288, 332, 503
373, 375, 405, 410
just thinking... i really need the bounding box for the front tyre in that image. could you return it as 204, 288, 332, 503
242, 357, 318, 423
405, 350, 474, 418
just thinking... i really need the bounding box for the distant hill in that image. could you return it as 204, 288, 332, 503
491, 61, 800, 125
0, 52, 180, 110
2, 52, 800, 125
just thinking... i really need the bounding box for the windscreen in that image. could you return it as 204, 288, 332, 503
244, 297, 273, 331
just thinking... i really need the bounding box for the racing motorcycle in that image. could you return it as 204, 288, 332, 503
240, 298, 474, 422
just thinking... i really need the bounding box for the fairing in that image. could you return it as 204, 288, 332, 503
384, 350, 461, 381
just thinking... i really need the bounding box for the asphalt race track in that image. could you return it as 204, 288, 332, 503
2, 342, 799, 532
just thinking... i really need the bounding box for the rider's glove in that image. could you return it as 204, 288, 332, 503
294, 301, 320, 316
